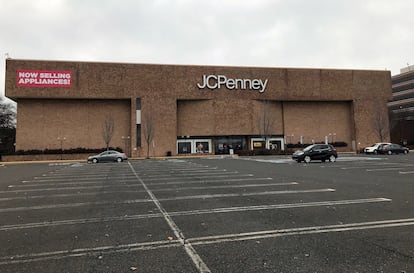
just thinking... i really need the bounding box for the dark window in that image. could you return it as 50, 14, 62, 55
178, 142, 192, 154
136, 98, 141, 110
136, 124, 141, 147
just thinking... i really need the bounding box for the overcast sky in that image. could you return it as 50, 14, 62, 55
1, 0, 413, 99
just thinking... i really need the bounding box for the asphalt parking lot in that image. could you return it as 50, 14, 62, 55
0, 154, 413, 273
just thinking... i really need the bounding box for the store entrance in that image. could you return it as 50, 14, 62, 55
214, 136, 247, 154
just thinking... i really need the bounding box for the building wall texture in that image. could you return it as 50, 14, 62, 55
5, 59, 392, 156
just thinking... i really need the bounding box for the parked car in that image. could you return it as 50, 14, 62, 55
377, 144, 409, 155
87, 150, 128, 163
292, 144, 338, 163
364, 142, 391, 154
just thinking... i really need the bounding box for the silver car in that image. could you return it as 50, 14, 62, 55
87, 150, 128, 163
363, 142, 391, 154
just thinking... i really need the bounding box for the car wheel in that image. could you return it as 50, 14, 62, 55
329, 155, 336, 162
304, 156, 311, 163
387, 150, 392, 155
374, 150, 378, 154
404, 150, 408, 154
92, 158, 98, 163
117, 157, 123, 163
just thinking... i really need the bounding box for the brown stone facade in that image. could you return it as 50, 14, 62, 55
5, 59, 392, 157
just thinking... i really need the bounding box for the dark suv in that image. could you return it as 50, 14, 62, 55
292, 144, 338, 163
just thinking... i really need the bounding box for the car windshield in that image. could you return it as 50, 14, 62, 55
303, 145, 316, 151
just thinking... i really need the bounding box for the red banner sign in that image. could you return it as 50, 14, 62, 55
17, 70, 72, 87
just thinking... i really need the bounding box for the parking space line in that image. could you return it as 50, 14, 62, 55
0, 190, 144, 201
0, 184, 144, 195
0, 198, 153, 212
366, 167, 407, 172
399, 170, 414, 174
10, 180, 138, 188
0, 189, 335, 212
127, 162, 212, 273
142, 169, 231, 178
27, 176, 137, 183
0, 239, 182, 265
0, 183, 299, 202
152, 182, 299, 191
2, 216, 410, 266
156, 188, 335, 202
168, 197, 391, 217
188, 218, 414, 246
144, 177, 272, 186
142, 174, 253, 181
0, 198, 391, 231
0, 213, 164, 231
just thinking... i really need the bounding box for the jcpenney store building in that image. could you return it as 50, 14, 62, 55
5, 59, 392, 157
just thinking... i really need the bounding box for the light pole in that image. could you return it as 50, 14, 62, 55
57, 137, 66, 160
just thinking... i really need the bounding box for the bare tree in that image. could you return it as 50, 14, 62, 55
143, 112, 154, 158
102, 114, 114, 150
373, 107, 389, 142
257, 100, 274, 149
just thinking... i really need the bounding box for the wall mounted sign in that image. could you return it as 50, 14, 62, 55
197, 74, 268, 93
17, 70, 72, 87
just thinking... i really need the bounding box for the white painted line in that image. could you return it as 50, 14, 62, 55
168, 198, 391, 216
0, 198, 153, 212
0, 239, 181, 265
1, 189, 334, 211
366, 167, 406, 172
0, 183, 296, 202
146, 177, 272, 186
0, 191, 144, 202
399, 171, 414, 174
132, 167, 217, 173
142, 174, 253, 181
127, 162, 212, 273
1, 216, 411, 266
0, 184, 143, 194
0, 213, 163, 230
0, 198, 391, 231
33, 173, 128, 179
157, 188, 336, 202
140, 170, 237, 178
152, 182, 299, 192
28, 176, 137, 183
11, 181, 137, 188
188, 218, 414, 246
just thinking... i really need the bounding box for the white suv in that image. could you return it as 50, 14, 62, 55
364, 142, 391, 154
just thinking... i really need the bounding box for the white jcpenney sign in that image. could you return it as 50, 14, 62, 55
197, 75, 268, 93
